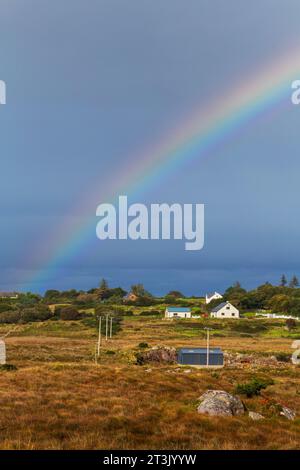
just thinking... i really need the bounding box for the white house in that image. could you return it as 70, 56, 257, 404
165, 307, 192, 319
0, 292, 19, 299
205, 291, 223, 304
210, 301, 239, 319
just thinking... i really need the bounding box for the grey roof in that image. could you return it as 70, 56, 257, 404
179, 348, 223, 354
210, 301, 229, 312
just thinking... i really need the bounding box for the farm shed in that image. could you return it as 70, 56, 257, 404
165, 307, 191, 318
177, 348, 224, 367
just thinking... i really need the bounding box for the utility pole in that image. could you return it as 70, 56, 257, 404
97, 316, 102, 357
204, 327, 213, 367
105, 314, 109, 341
110, 316, 113, 338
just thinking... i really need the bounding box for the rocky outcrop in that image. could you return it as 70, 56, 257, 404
224, 352, 288, 369
197, 390, 245, 417
136, 346, 177, 365
248, 411, 264, 420
280, 406, 296, 420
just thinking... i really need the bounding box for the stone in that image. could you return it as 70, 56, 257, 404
197, 390, 245, 417
137, 346, 177, 365
248, 411, 264, 421
280, 406, 296, 420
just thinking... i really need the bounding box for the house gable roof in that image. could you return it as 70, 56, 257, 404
207, 291, 222, 298
211, 301, 231, 312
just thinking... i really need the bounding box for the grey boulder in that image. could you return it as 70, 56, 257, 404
280, 406, 296, 420
248, 411, 265, 421
197, 390, 245, 417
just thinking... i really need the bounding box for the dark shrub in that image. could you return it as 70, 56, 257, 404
135, 297, 157, 307
164, 295, 179, 305
59, 306, 82, 321
230, 321, 268, 334
140, 310, 161, 316
235, 377, 274, 397
138, 342, 149, 349
21, 306, 53, 322
0, 311, 22, 324
0, 364, 17, 371
0, 303, 13, 313
286, 318, 297, 330
275, 352, 291, 363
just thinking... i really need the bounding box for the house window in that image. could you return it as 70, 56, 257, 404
221, 312, 225, 316
226, 306, 230, 310
232, 313, 235, 316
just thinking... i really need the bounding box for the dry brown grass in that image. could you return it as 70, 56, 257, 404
0, 317, 298, 449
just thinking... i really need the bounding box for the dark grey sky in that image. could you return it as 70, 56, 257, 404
1, 1, 300, 295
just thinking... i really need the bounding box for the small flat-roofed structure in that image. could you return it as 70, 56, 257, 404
165, 307, 192, 318
177, 347, 224, 367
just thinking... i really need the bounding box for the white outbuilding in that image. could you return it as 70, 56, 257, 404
165, 307, 192, 319
210, 301, 239, 319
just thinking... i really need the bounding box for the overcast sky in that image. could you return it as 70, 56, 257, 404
1, 0, 300, 295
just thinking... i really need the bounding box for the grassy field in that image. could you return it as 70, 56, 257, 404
0, 314, 299, 449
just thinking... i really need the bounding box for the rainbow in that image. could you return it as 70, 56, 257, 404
24, 48, 300, 290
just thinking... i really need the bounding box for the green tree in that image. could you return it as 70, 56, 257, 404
99, 278, 109, 290
131, 284, 152, 297
98, 278, 110, 299
289, 275, 299, 288
44, 290, 61, 301
59, 306, 82, 321
166, 290, 184, 298
280, 274, 287, 287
